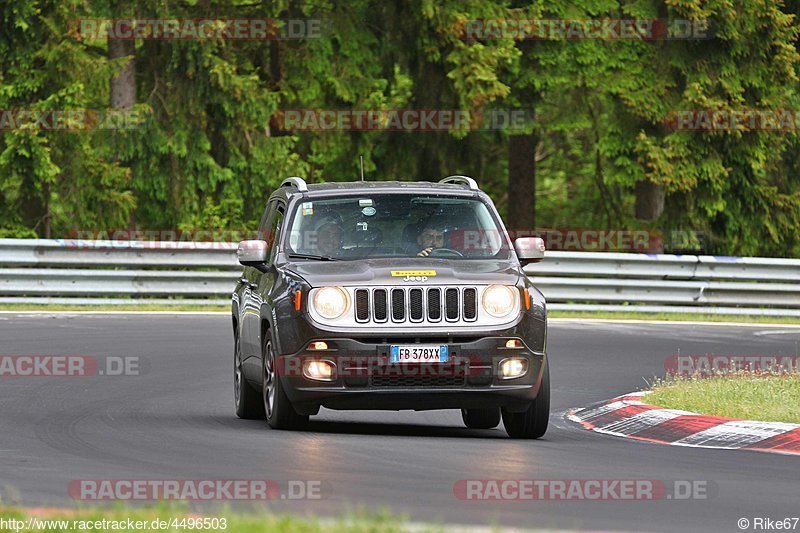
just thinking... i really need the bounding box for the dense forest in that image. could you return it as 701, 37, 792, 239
2, 0, 800, 257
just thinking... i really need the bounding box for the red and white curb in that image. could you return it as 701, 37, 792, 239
568, 391, 800, 455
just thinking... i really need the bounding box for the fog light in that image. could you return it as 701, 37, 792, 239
499, 357, 528, 380
308, 341, 329, 350
303, 360, 335, 381
505, 339, 523, 348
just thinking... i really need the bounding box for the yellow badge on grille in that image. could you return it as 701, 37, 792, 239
391, 270, 437, 277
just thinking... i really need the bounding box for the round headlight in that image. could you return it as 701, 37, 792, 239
312, 287, 349, 320
482, 285, 517, 318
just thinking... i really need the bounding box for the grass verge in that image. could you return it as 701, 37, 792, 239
2, 305, 800, 324
646, 375, 800, 423
549, 310, 800, 325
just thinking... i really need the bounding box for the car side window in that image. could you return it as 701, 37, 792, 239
267, 205, 285, 264
257, 201, 276, 241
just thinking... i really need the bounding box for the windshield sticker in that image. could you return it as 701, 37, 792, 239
302, 202, 313, 216
358, 199, 373, 207
362, 206, 376, 216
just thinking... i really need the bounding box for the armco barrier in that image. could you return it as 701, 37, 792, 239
1, 239, 799, 315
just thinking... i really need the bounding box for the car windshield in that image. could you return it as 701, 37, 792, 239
285, 193, 511, 260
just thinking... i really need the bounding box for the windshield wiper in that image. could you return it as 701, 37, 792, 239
287, 253, 337, 261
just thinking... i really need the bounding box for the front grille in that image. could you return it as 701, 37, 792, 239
371, 372, 466, 388
445, 288, 459, 320
355, 289, 370, 321
391, 289, 405, 321
409, 289, 423, 321
374, 289, 387, 321
463, 288, 477, 320
427, 288, 441, 320
353, 287, 479, 324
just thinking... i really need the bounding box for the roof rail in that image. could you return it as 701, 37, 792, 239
280, 177, 308, 192
439, 175, 479, 190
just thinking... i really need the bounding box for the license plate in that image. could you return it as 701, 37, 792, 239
390, 345, 449, 363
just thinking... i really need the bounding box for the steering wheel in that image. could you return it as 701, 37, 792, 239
429, 247, 463, 257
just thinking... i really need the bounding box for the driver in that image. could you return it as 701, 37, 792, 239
416, 219, 447, 257
314, 217, 344, 257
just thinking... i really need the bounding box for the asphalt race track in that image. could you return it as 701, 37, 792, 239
2, 314, 799, 532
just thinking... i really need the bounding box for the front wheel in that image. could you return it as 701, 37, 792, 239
263, 336, 308, 430
234, 332, 264, 420
502, 360, 550, 439
461, 408, 501, 429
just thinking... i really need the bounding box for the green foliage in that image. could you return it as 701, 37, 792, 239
0, 0, 798, 256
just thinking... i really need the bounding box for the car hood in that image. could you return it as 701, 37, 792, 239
285, 257, 522, 287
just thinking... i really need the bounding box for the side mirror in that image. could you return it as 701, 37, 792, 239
237, 240, 268, 271
514, 237, 545, 265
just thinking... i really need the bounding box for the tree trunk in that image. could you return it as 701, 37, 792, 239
635, 180, 665, 221
109, 35, 136, 109
508, 132, 537, 232
109, 31, 136, 229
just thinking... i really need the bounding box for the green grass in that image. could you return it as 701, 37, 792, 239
0, 506, 467, 533
646, 375, 800, 423
549, 310, 800, 325
2, 304, 800, 324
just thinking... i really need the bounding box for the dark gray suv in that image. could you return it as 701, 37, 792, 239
231, 176, 549, 438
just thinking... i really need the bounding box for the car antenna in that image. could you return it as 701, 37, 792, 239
360, 155, 365, 181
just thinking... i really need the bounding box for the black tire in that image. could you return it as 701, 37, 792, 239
263, 334, 308, 430
461, 408, 501, 429
234, 332, 264, 420
502, 360, 550, 439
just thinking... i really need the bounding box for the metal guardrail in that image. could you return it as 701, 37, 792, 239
0, 238, 239, 268
1, 239, 800, 315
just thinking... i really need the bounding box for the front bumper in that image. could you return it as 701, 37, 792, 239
277, 336, 546, 414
